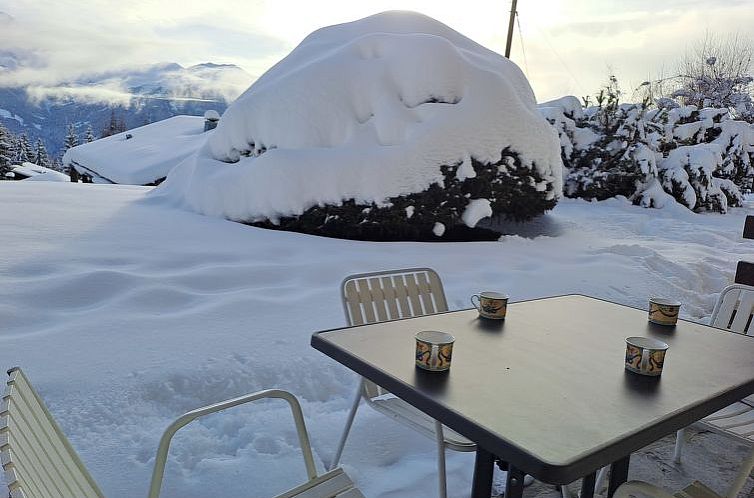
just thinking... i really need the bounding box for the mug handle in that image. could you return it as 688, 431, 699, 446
471, 294, 480, 311
430, 344, 439, 369
641, 348, 650, 373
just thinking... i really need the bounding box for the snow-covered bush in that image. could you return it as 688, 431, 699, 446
541, 79, 662, 203
157, 11, 563, 240
540, 77, 753, 213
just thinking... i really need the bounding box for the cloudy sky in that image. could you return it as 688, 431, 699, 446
1, 0, 752, 102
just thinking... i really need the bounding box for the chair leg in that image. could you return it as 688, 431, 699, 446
673, 429, 685, 464
561, 485, 573, 498
594, 466, 608, 495
329, 379, 364, 470
434, 420, 448, 498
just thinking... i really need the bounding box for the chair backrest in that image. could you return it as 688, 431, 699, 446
1, 368, 104, 498
710, 284, 754, 335
341, 268, 448, 398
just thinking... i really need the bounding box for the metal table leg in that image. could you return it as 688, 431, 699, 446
472, 448, 495, 498
580, 472, 596, 498
607, 455, 630, 498
506, 465, 526, 498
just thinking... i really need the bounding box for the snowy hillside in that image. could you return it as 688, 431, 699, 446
157, 11, 562, 240
0, 181, 751, 497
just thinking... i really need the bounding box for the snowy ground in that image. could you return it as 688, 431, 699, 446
1, 182, 753, 497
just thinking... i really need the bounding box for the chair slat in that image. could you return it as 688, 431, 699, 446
427, 271, 449, 312
337, 488, 366, 498
712, 288, 741, 329
343, 281, 364, 326
355, 279, 376, 324
292, 470, 353, 498
710, 409, 754, 429
4, 466, 23, 495
731, 291, 754, 334
674, 481, 721, 498
368, 278, 389, 322
416, 271, 436, 315
705, 402, 752, 421
380, 277, 400, 320
274, 467, 359, 498
404, 273, 423, 316
391, 275, 412, 318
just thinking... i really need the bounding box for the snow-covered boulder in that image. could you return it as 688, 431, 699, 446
157, 11, 563, 240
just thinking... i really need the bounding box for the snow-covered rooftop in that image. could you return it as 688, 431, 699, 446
11, 162, 69, 182
156, 11, 561, 227
63, 115, 210, 185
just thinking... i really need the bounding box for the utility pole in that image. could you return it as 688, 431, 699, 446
505, 0, 518, 58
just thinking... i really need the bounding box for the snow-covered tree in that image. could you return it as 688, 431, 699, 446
671, 33, 753, 121
16, 133, 32, 164
101, 110, 127, 138
64, 124, 79, 151
85, 124, 95, 143
551, 77, 662, 203
34, 138, 50, 168
0, 124, 13, 180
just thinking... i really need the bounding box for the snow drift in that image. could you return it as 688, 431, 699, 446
156, 11, 562, 240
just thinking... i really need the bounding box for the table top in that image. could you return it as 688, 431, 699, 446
311, 294, 754, 483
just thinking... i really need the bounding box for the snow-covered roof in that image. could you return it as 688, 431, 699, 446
63, 115, 210, 185
11, 162, 70, 182
156, 11, 562, 225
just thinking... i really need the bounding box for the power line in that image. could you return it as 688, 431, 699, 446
515, 11, 530, 77
529, 20, 588, 96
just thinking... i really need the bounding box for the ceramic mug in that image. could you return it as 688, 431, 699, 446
648, 298, 681, 326
471, 291, 509, 319
415, 330, 455, 372
625, 336, 669, 376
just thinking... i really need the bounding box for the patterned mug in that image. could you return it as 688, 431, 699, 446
471, 291, 509, 319
415, 330, 455, 372
648, 298, 681, 326
625, 336, 669, 376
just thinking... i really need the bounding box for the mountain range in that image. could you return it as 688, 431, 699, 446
0, 58, 252, 158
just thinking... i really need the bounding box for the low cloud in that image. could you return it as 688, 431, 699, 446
0, 1, 278, 104
24, 84, 134, 106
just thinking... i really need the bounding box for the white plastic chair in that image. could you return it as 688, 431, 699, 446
613, 443, 754, 498
1, 367, 363, 498
330, 268, 476, 498
673, 284, 754, 463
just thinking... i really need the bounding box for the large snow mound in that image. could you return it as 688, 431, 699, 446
156, 11, 562, 235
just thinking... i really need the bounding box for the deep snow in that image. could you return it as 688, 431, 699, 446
0, 182, 752, 497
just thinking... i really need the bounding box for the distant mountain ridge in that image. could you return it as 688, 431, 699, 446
0, 58, 252, 158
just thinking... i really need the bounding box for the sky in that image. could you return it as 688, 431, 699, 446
1, 0, 753, 103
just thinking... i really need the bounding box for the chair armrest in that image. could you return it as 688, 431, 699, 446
147, 389, 317, 498
613, 481, 677, 498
